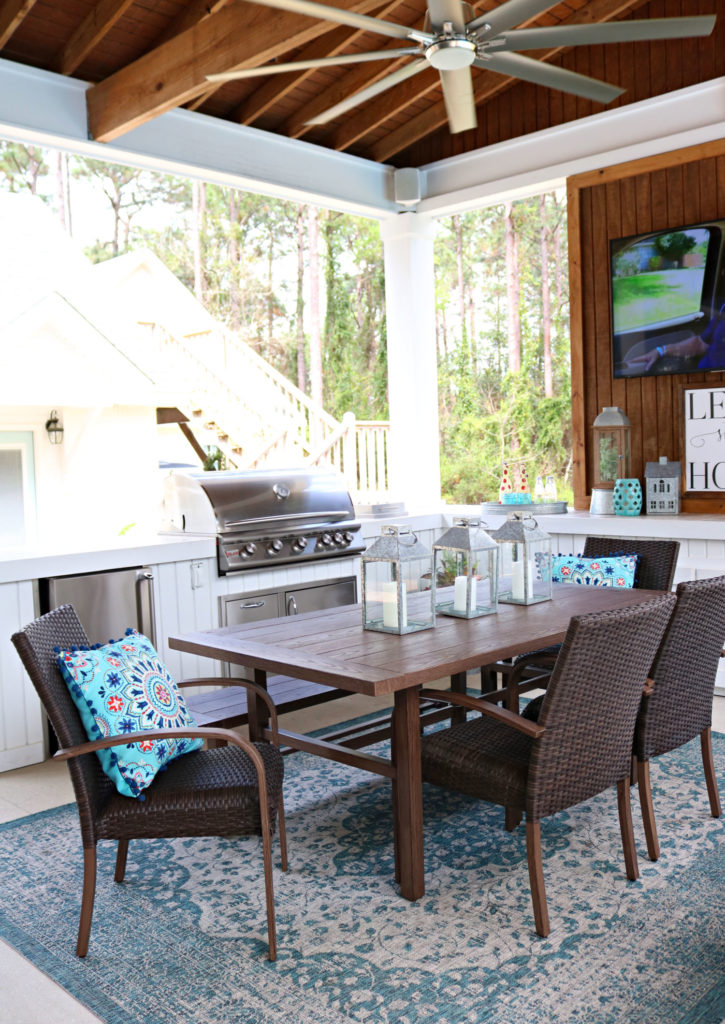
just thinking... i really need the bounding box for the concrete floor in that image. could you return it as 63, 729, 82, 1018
0, 692, 722, 1024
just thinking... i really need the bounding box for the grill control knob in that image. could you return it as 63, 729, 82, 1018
333, 531, 344, 545
293, 536, 308, 552
343, 531, 354, 544
243, 542, 256, 556
267, 539, 284, 555
320, 533, 333, 547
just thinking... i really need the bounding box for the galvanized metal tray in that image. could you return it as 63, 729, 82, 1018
481, 501, 568, 516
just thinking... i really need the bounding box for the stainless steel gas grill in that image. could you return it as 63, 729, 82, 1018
161, 467, 365, 575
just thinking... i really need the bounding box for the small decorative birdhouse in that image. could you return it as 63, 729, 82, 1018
645, 457, 681, 514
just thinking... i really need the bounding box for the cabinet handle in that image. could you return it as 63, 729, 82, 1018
287, 596, 298, 615
135, 570, 156, 645
239, 600, 265, 609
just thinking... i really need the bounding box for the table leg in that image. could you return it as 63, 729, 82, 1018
392, 687, 424, 901
450, 671, 468, 724
248, 668, 269, 742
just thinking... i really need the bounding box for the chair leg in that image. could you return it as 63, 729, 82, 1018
277, 793, 289, 872
636, 759, 660, 862
505, 807, 522, 832
525, 820, 550, 938
114, 839, 129, 882
701, 727, 722, 818
617, 778, 639, 881
260, 810, 277, 962
76, 846, 97, 958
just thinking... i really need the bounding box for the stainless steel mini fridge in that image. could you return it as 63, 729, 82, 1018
40, 567, 156, 646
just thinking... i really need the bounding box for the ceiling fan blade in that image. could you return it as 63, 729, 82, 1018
305, 59, 429, 125
475, 51, 624, 104
427, 0, 467, 32
206, 49, 422, 82
439, 66, 477, 133
493, 15, 717, 51
238, 0, 432, 43
466, 0, 558, 37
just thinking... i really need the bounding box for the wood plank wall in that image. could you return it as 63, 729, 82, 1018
568, 139, 725, 511
395, 0, 722, 169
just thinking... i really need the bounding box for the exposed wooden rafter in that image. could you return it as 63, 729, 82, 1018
0, 0, 36, 50
53, 0, 136, 76
235, 0, 408, 126
86, 0, 388, 142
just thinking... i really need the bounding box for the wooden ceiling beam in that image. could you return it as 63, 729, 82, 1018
0, 0, 36, 50
234, 0, 406, 126
366, 0, 653, 162
53, 0, 137, 76
154, 0, 235, 47
86, 0, 384, 143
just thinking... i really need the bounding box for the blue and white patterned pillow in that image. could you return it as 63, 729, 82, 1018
540, 554, 638, 588
57, 629, 203, 799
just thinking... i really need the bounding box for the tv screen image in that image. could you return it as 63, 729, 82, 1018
611, 220, 725, 379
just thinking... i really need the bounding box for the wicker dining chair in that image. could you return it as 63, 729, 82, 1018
11, 604, 288, 961
480, 536, 681, 710
421, 594, 676, 937
633, 575, 725, 861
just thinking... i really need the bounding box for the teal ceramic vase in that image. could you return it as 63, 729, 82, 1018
613, 477, 642, 516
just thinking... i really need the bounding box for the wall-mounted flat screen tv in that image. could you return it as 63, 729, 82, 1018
611, 219, 725, 379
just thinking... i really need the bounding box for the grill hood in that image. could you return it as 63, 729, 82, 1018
161, 467, 357, 536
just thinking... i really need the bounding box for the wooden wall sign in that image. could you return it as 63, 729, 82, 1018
684, 387, 725, 492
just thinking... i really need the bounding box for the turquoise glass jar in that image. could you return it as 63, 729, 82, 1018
613, 478, 642, 516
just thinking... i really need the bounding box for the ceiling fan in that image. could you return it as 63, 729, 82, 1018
206, 0, 716, 135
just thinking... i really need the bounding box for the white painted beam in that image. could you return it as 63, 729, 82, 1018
417, 77, 725, 217
0, 58, 397, 218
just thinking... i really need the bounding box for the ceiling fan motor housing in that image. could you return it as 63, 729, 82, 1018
425, 36, 477, 70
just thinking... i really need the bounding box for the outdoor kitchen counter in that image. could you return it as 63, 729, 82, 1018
0, 533, 214, 586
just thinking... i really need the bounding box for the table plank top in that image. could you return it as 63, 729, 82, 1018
168, 584, 664, 697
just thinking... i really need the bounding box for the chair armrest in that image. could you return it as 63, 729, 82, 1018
178, 676, 280, 743
421, 688, 546, 738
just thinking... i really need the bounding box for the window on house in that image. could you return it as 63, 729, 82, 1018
0, 432, 37, 545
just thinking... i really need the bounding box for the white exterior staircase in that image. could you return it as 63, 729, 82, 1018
151, 323, 390, 503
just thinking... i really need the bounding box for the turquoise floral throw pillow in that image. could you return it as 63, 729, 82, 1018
539, 554, 638, 588
56, 629, 203, 799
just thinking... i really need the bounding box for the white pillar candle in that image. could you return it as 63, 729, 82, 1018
512, 558, 534, 601
454, 575, 475, 612
382, 581, 407, 628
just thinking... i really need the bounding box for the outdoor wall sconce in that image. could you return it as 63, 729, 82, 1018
433, 517, 498, 618
45, 410, 64, 445
361, 525, 435, 634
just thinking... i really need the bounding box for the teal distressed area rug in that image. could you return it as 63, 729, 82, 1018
0, 731, 723, 1024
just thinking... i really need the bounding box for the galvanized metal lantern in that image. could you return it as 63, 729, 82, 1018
492, 514, 552, 606
361, 525, 435, 634
433, 517, 498, 618
591, 406, 631, 515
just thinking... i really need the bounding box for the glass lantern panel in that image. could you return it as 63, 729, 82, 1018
363, 557, 435, 634
497, 538, 552, 605
597, 431, 623, 483
434, 547, 498, 618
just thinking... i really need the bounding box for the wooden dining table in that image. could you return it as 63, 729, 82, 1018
168, 582, 663, 902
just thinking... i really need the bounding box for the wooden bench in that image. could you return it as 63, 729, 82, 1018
183, 675, 350, 731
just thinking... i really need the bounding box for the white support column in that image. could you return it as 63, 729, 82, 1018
381, 212, 441, 511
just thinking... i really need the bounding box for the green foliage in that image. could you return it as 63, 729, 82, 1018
436, 190, 572, 504
654, 231, 697, 264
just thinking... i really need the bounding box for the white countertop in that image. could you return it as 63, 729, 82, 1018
3, 508, 725, 586
0, 533, 215, 584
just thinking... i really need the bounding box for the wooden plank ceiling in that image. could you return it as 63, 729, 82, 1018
0, 0, 720, 167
